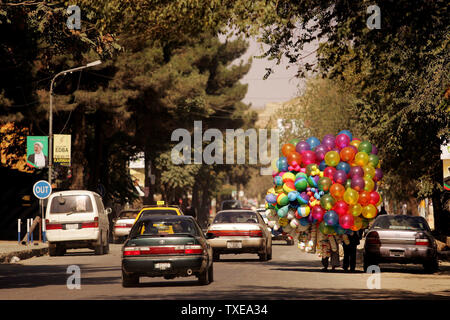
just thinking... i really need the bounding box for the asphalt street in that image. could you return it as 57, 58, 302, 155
0, 241, 449, 300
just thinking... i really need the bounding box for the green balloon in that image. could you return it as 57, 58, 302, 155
368, 154, 379, 167
289, 138, 301, 146
345, 178, 352, 189
318, 177, 333, 192
319, 222, 335, 235
358, 141, 372, 154
295, 178, 308, 191
320, 194, 335, 211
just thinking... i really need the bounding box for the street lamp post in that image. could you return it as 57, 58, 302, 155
48, 60, 102, 185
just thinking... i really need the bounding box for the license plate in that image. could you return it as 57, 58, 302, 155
227, 241, 242, 249
65, 224, 79, 230
154, 263, 171, 270
390, 250, 405, 257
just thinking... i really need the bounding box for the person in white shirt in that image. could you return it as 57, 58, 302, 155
27, 142, 48, 168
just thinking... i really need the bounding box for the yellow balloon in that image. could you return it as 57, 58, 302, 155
363, 177, 375, 192
268, 188, 275, 194
362, 204, 377, 219
343, 188, 359, 205
354, 152, 369, 166
279, 218, 289, 227
351, 216, 363, 231
363, 165, 376, 179
325, 151, 340, 167
350, 203, 363, 217
275, 186, 284, 194
350, 139, 361, 149
282, 172, 296, 183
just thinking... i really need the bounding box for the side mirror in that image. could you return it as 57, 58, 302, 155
105, 208, 112, 215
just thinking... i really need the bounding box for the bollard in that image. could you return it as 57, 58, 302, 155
30, 218, 34, 244
26, 218, 30, 245
18, 219, 21, 244
42, 218, 46, 243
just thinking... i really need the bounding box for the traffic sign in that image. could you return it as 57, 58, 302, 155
33, 180, 52, 199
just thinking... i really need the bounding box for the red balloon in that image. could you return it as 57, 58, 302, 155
287, 151, 302, 166
333, 200, 349, 216
302, 150, 317, 165
369, 191, 380, 205
339, 214, 354, 229
311, 205, 325, 223
323, 167, 337, 179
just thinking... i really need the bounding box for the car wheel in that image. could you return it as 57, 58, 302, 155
259, 250, 268, 261
213, 250, 220, 262
57, 245, 66, 256
423, 258, 439, 274
208, 263, 214, 283
48, 243, 57, 257
94, 233, 104, 255
122, 270, 139, 287
267, 246, 273, 261
198, 266, 210, 285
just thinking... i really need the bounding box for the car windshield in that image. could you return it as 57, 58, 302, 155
140, 209, 178, 216
129, 218, 199, 238
119, 211, 138, 219
213, 211, 258, 224
50, 195, 93, 214
372, 215, 430, 231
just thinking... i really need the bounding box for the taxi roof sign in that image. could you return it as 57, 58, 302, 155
157, 201, 165, 206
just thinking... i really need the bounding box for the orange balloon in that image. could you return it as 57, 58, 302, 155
330, 183, 345, 200
358, 191, 371, 206
281, 143, 295, 157
287, 151, 302, 165
340, 147, 356, 162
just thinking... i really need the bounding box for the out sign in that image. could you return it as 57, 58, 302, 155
33, 180, 52, 200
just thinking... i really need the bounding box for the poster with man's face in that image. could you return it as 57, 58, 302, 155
26, 136, 49, 169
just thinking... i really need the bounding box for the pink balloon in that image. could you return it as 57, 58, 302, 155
339, 214, 354, 229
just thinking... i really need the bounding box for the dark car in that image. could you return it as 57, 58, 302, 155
363, 215, 439, 273
121, 215, 213, 287
220, 200, 242, 211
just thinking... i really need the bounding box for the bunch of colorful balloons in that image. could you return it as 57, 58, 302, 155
264, 130, 383, 237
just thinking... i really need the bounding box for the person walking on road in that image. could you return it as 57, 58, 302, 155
342, 231, 361, 272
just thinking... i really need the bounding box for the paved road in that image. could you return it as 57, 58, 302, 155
0, 242, 449, 300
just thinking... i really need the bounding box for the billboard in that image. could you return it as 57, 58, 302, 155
53, 134, 71, 166
26, 136, 48, 169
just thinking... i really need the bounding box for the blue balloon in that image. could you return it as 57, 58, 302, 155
265, 193, 277, 204
277, 157, 289, 171
306, 137, 321, 150
323, 210, 339, 226
297, 192, 309, 204
338, 130, 352, 141
319, 160, 327, 171
299, 217, 310, 226
273, 175, 283, 186
277, 205, 289, 218
336, 161, 351, 174
288, 191, 299, 202
335, 225, 346, 235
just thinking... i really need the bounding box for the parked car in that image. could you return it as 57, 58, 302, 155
363, 215, 439, 273
45, 190, 112, 256
121, 215, 213, 287
256, 208, 294, 245
220, 200, 242, 211
206, 209, 272, 261
112, 209, 140, 243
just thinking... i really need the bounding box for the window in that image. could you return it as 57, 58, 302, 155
372, 215, 430, 231
95, 196, 105, 213
213, 211, 258, 224
130, 218, 199, 238
50, 195, 93, 214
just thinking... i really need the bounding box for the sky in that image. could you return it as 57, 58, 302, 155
232, 36, 318, 109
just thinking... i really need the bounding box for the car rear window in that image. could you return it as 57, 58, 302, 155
140, 209, 178, 216
119, 211, 139, 219
221, 201, 242, 210
372, 215, 430, 231
130, 218, 199, 238
49, 195, 93, 214
213, 211, 258, 224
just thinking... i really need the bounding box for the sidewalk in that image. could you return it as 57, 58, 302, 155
0, 241, 48, 264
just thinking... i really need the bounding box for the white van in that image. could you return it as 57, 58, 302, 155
45, 190, 112, 256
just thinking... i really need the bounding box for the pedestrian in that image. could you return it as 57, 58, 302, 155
318, 233, 340, 272
378, 206, 387, 215
342, 231, 361, 272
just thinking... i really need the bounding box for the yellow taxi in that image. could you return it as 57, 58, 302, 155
134, 201, 184, 223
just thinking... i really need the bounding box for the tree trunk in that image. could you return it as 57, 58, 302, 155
70, 106, 87, 189
432, 189, 447, 238
143, 144, 155, 205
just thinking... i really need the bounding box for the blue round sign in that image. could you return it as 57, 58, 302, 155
33, 180, 52, 199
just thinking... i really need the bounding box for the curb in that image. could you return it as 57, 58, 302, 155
0, 247, 48, 264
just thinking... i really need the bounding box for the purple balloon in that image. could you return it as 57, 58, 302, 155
351, 176, 365, 191
371, 145, 378, 155
296, 141, 311, 153
324, 210, 339, 226
335, 133, 350, 149
333, 170, 348, 185
315, 144, 328, 154
374, 168, 383, 181
322, 134, 336, 149
349, 166, 364, 178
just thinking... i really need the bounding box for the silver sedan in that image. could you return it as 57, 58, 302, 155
206, 210, 272, 261
363, 215, 439, 273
